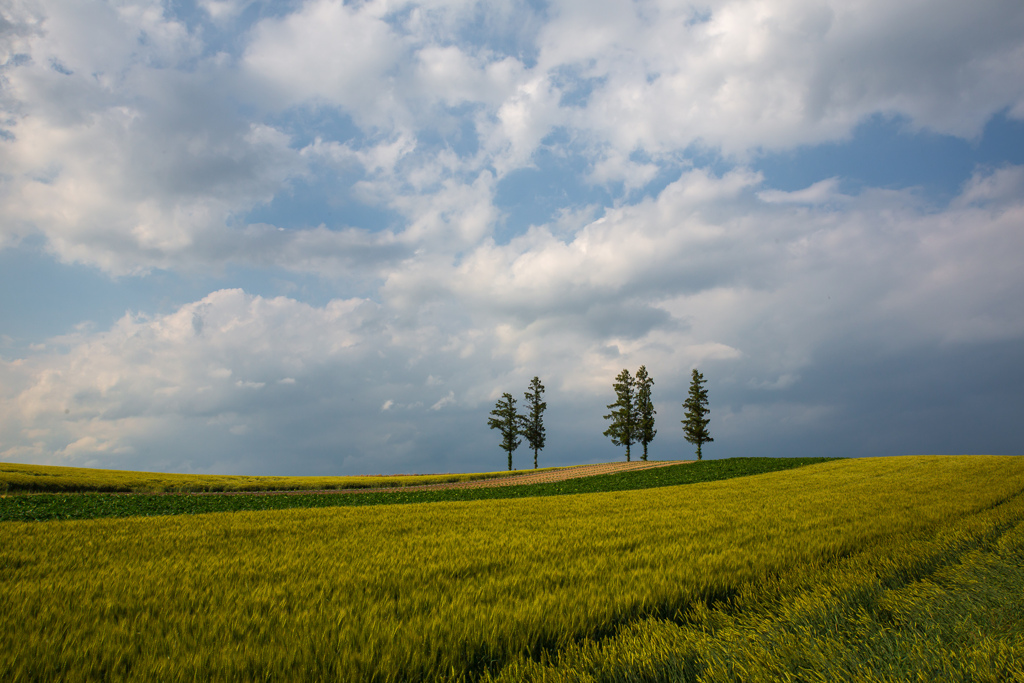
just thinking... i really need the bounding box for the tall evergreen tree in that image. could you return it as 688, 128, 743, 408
681, 368, 713, 460
522, 376, 547, 469
635, 365, 657, 461
488, 393, 522, 470
603, 368, 637, 462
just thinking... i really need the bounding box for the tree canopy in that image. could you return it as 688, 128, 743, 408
635, 365, 657, 461
488, 393, 522, 471
681, 368, 713, 460
603, 368, 637, 462
522, 377, 547, 469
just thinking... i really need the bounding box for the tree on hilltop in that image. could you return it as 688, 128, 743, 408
603, 368, 637, 462
488, 393, 523, 471
522, 376, 547, 469
635, 365, 657, 461
682, 368, 713, 460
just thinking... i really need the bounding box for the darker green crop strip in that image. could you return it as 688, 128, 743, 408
0, 457, 838, 522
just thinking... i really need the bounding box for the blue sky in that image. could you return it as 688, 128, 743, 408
1, 0, 1023, 475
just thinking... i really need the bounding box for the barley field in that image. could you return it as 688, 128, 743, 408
2, 455, 1022, 682
0, 461, 546, 494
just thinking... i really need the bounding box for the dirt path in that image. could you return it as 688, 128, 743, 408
450, 460, 692, 489
198, 460, 693, 496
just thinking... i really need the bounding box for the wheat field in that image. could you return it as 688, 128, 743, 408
2, 455, 1022, 681
0, 461, 546, 494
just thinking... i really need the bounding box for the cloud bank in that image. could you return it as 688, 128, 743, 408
1, 0, 1022, 473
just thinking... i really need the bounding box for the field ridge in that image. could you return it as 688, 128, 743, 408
3, 455, 1023, 681
0, 457, 831, 522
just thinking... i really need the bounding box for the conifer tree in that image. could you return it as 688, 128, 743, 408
635, 365, 657, 461
488, 393, 522, 470
681, 368, 713, 460
603, 368, 637, 462
522, 376, 547, 469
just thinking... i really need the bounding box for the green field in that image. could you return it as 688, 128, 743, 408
2, 455, 1023, 682
0, 461, 557, 494
0, 457, 831, 522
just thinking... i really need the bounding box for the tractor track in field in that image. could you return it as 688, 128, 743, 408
189, 460, 693, 497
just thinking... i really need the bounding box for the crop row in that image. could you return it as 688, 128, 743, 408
0, 457, 834, 522
2, 455, 1022, 681
488, 474, 1024, 682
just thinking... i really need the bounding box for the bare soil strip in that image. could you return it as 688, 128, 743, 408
194, 460, 693, 496
451, 460, 691, 489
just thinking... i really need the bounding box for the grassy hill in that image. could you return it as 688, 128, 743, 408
2, 455, 1022, 681
1, 458, 831, 522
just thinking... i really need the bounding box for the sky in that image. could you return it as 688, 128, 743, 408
1, 0, 1023, 476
